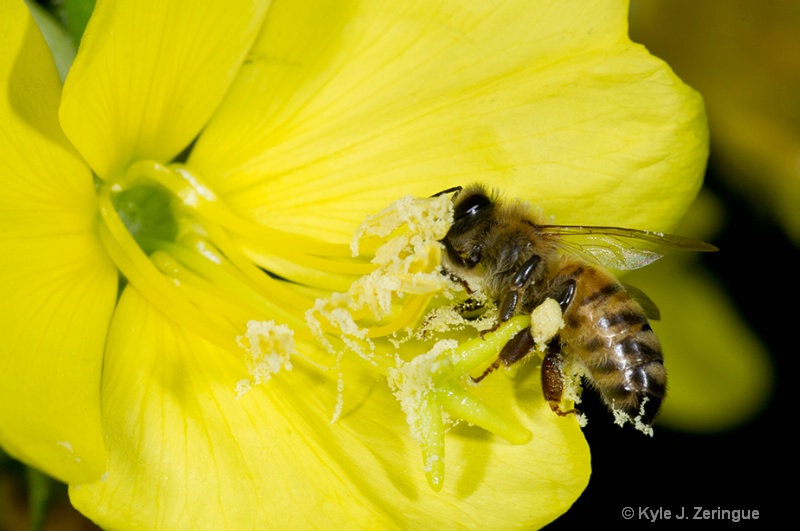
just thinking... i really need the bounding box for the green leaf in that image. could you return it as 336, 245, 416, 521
25, 0, 77, 81
42, 0, 96, 46
26, 467, 56, 531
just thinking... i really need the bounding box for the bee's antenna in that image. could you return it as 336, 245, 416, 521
431, 186, 463, 198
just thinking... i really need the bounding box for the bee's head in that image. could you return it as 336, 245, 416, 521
434, 183, 496, 226
452, 188, 493, 225
434, 184, 497, 269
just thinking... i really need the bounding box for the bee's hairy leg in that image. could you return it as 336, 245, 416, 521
440, 268, 474, 294
472, 328, 534, 383
548, 278, 577, 313
480, 254, 543, 338
541, 341, 578, 417
500, 255, 542, 320
454, 298, 485, 320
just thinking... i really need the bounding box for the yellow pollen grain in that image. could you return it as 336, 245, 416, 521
307, 194, 452, 355
235, 320, 295, 397
612, 398, 655, 436
387, 340, 458, 443
531, 298, 564, 352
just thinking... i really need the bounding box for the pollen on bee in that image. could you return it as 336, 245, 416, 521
553, 340, 589, 427
612, 398, 655, 436
235, 320, 295, 398
530, 298, 564, 352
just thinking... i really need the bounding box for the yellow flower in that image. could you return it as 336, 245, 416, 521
0, 0, 706, 528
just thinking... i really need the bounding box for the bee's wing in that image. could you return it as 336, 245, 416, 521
622, 282, 661, 321
539, 225, 718, 271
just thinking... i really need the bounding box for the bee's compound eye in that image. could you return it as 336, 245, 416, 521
454, 193, 492, 222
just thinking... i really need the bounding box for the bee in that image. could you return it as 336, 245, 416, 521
436, 183, 717, 426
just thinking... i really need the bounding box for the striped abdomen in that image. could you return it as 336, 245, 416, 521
558, 264, 666, 424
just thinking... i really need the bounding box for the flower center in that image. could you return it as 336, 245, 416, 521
95, 160, 372, 361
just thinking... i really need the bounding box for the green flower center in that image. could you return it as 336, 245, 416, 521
112, 184, 178, 254
95, 160, 369, 358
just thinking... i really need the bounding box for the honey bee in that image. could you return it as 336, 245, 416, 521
436, 183, 717, 426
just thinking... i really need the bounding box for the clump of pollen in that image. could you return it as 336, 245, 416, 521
308, 194, 570, 490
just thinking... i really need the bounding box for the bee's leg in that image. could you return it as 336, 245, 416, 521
439, 269, 486, 320
541, 340, 578, 417
504, 254, 542, 319
548, 278, 577, 313
473, 328, 534, 383
440, 237, 477, 270
440, 268, 474, 294
454, 298, 485, 320
481, 255, 542, 337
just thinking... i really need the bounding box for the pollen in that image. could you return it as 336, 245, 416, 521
558, 354, 587, 425
388, 340, 459, 442
612, 398, 655, 436
350, 194, 453, 257
530, 297, 564, 352
307, 194, 453, 353
235, 320, 295, 395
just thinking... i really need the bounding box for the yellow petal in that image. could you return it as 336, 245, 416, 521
70, 287, 589, 528
190, 0, 706, 244
59, 0, 272, 180
0, 2, 116, 484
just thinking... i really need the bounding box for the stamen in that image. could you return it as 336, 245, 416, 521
97, 187, 238, 352
364, 293, 434, 338
149, 251, 259, 329
235, 320, 296, 396
192, 222, 317, 312
144, 237, 305, 327
98, 160, 374, 362
245, 251, 366, 293
435, 381, 532, 444
131, 161, 371, 271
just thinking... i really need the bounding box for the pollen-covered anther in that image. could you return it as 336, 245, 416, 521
235, 320, 295, 398
308, 194, 454, 348
310, 195, 554, 490
350, 194, 453, 257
